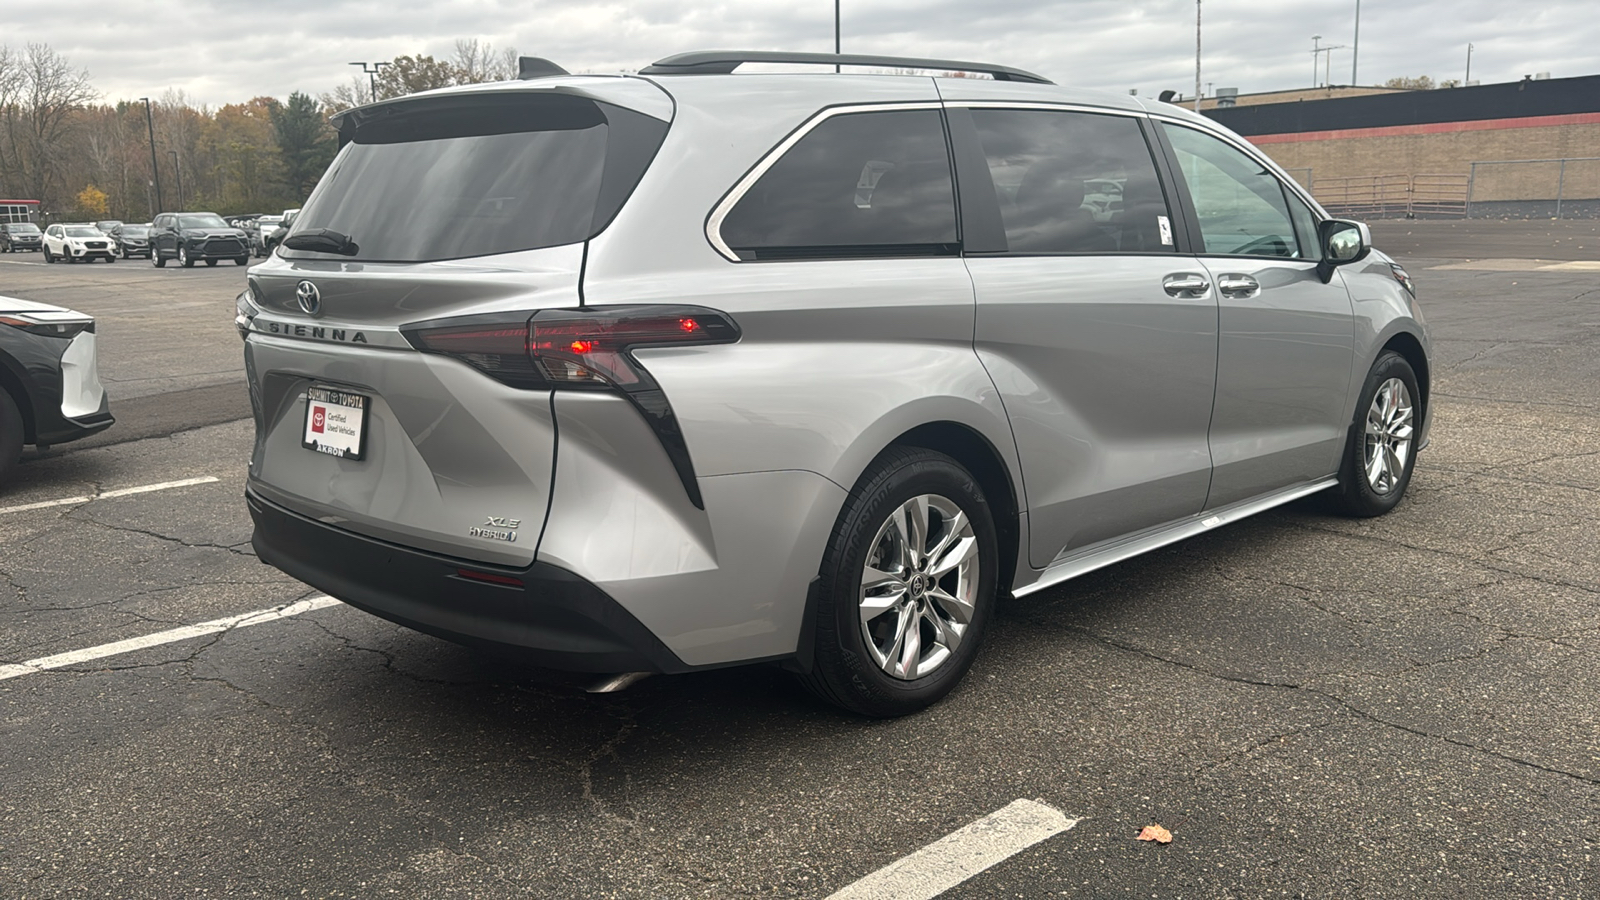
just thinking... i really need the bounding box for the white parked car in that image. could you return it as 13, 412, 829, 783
42, 223, 117, 264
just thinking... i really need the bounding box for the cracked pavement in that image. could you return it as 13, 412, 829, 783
1, 223, 1597, 897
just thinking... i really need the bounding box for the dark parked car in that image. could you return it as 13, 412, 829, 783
109, 223, 154, 259
94, 220, 124, 234
150, 212, 251, 267
0, 222, 43, 252
0, 294, 113, 483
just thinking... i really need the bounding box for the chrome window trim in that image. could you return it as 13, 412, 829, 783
943, 100, 1148, 119
1147, 113, 1329, 218
704, 101, 945, 262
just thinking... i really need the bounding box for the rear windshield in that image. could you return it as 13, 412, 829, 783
284, 93, 669, 263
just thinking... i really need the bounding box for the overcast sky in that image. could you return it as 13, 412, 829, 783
10, 0, 1600, 107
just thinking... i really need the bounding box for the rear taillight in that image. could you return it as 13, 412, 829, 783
530, 309, 740, 389
403, 306, 741, 509
403, 306, 739, 392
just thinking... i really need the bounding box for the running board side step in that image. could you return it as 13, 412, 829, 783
1013, 477, 1339, 599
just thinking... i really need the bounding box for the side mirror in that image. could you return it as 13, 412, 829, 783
1315, 219, 1371, 283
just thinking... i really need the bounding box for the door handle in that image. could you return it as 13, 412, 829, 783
1216, 274, 1261, 298
1162, 273, 1210, 297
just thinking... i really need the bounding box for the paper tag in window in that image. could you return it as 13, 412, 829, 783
1158, 215, 1174, 246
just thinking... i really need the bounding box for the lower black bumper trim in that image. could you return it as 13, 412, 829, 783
246, 487, 691, 674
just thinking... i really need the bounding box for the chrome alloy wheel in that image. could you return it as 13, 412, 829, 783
1364, 377, 1414, 494
859, 494, 980, 681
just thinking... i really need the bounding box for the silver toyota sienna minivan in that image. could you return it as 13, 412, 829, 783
243, 51, 1431, 717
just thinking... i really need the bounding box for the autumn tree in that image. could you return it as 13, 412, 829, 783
75, 184, 108, 218
375, 55, 464, 100
1383, 75, 1436, 90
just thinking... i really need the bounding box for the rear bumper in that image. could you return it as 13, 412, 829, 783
246, 487, 692, 674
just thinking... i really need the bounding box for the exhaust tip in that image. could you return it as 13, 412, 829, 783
585, 672, 653, 694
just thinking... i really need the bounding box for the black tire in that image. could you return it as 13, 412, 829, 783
179, 246, 194, 268
235, 256, 248, 266
105, 255, 116, 263
1327, 351, 1421, 518
120, 245, 129, 258
43, 246, 55, 263
153, 249, 166, 267
0, 389, 24, 486
800, 447, 1000, 717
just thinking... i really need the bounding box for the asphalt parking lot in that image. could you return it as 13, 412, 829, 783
1, 221, 1596, 897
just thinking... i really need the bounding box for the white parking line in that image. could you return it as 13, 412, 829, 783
0, 475, 221, 516
0, 596, 341, 681
824, 799, 1080, 900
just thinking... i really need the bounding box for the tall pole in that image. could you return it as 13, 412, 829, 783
349, 62, 390, 103
1312, 35, 1322, 87
1466, 43, 1474, 83
140, 98, 162, 215
1194, 0, 1202, 113
835, 0, 841, 73
1352, 0, 1361, 84
168, 149, 183, 210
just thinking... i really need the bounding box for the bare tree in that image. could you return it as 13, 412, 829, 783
0, 43, 97, 208
454, 39, 520, 83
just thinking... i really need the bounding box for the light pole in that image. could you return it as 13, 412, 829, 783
1351, 0, 1361, 84
168, 149, 183, 210
349, 61, 390, 103
1194, 0, 1202, 113
1466, 43, 1474, 83
140, 97, 162, 215
1311, 35, 1322, 86
834, 0, 841, 73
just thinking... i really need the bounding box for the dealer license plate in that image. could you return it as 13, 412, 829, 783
302, 386, 369, 460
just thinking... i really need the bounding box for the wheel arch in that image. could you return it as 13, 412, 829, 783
0, 354, 38, 444
1380, 330, 1430, 416
889, 420, 1023, 592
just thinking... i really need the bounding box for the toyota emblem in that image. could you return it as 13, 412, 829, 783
295, 280, 321, 316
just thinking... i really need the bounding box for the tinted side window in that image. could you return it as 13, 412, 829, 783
969, 109, 1174, 254
1162, 124, 1299, 258
719, 110, 958, 261
1282, 186, 1322, 260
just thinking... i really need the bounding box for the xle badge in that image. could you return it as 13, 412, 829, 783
469, 516, 521, 543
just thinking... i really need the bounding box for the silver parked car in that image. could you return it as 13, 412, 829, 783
242, 51, 1431, 716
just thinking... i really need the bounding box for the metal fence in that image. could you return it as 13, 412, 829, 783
1467, 157, 1600, 219
1280, 166, 1314, 190
1312, 174, 1469, 219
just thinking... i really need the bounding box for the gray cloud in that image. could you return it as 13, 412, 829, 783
9, 0, 1599, 107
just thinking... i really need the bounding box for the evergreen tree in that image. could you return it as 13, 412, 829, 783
271, 91, 334, 201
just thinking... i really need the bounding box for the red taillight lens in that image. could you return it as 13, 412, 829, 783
402, 306, 740, 392
529, 308, 741, 390
455, 568, 524, 588
406, 317, 545, 388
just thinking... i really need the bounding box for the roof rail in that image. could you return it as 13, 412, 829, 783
517, 57, 570, 80
639, 51, 1052, 84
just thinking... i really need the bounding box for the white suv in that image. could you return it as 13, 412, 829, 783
43, 223, 117, 263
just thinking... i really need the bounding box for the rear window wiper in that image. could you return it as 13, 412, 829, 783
283, 228, 360, 256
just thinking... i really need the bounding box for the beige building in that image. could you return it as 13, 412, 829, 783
1202, 74, 1600, 216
